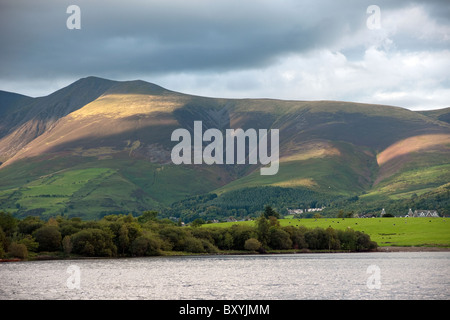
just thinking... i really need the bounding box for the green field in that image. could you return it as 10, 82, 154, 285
0, 156, 228, 219
203, 217, 450, 248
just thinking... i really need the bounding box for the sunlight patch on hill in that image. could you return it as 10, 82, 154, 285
271, 177, 318, 188
377, 134, 450, 166
280, 141, 341, 162
69, 94, 184, 119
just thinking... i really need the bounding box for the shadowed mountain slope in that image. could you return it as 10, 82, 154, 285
0, 77, 448, 219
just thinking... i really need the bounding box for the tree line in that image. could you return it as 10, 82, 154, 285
0, 208, 377, 260
164, 184, 449, 223
164, 186, 337, 222
323, 185, 449, 218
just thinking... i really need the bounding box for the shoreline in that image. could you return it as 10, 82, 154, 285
376, 246, 450, 252
2, 246, 449, 263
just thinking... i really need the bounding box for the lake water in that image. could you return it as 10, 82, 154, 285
1, 252, 449, 300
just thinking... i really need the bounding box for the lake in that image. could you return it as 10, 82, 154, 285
0, 252, 449, 300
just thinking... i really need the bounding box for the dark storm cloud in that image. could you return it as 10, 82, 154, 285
0, 0, 449, 110
0, 0, 385, 78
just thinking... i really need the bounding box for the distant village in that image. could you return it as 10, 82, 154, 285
287, 207, 325, 215
170, 206, 441, 226
287, 207, 441, 218
404, 209, 439, 218
354, 208, 440, 218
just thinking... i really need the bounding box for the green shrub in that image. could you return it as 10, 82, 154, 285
244, 238, 262, 251
8, 242, 28, 259
18, 235, 39, 253
33, 226, 62, 251
268, 227, 292, 250
181, 236, 205, 253
71, 228, 117, 257
131, 234, 164, 256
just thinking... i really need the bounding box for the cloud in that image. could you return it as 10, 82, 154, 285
0, 0, 449, 110
149, 47, 450, 110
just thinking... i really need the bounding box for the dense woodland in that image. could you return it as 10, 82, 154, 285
0, 184, 446, 260
0, 207, 377, 260
161, 186, 449, 222
163, 186, 340, 222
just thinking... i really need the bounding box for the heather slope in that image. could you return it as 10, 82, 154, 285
0, 77, 448, 219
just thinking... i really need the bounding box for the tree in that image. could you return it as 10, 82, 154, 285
131, 234, 163, 256
118, 224, 130, 255
209, 228, 234, 250
46, 217, 59, 227
71, 228, 117, 257
222, 231, 234, 250
0, 212, 17, 236
191, 218, 205, 227
356, 231, 377, 251
200, 239, 219, 253
33, 226, 62, 251
123, 213, 135, 223
18, 235, 39, 253
337, 228, 357, 251
268, 227, 292, 250
268, 216, 280, 227
229, 225, 256, 250
305, 227, 328, 250
263, 205, 280, 219
325, 227, 340, 251
345, 211, 355, 218
0, 226, 6, 258
131, 236, 149, 256
62, 235, 72, 255
182, 236, 205, 253
18, 216, 44, 235
138, 211, 158, 224
8, 242, 28, 259
283, 226, 307, 249
256, 216, 270, 247
244, 238, 262, 251
158, 225, 188, 251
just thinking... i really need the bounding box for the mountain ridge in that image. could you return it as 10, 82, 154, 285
0, 76, 448, 220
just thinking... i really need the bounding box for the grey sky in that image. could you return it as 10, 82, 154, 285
1, 0, 449, 110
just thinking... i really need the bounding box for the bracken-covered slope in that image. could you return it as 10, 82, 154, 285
0, 77, 448, 219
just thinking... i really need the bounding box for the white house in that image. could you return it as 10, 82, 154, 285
405, 209, 439, 217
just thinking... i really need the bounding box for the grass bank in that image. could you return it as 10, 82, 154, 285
203, 217, 450, 248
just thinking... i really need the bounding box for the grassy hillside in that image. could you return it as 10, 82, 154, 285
418, 107, 450, 124
0, 156, 229, 219
0, 77, 448, 221
203, 217, 450, 247
215, 140, 377, 196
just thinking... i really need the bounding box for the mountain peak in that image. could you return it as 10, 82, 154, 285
105, 79, 174, 96
58, 76, 176, 97
0, 77, 449, 219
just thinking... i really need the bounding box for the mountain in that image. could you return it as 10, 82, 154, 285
418, 107, 450, 124
0, 77, 119, 163
0, 77, 449, 220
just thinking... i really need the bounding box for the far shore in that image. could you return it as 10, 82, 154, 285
376, 246, 450, 252
2, 246, 450, 263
